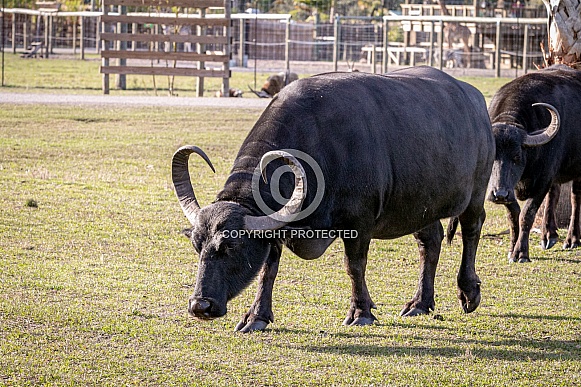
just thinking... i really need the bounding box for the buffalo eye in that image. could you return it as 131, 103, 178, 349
192, 241, 201, 253
192, 235, 203, 253
218, 240, 236, 254
181, 228, 193, 239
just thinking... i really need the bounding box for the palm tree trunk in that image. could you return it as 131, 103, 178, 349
542, 0, 581, 68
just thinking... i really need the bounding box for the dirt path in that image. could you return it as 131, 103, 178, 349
0, 92, 271, 109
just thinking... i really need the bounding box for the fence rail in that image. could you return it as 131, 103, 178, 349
99, 0, 231, 95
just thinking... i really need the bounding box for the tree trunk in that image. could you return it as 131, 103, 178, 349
542, 0, 581, 68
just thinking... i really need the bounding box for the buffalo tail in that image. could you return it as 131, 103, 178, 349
446, 217, 459, 245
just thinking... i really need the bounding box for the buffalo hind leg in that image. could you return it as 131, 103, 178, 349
401, 221, 444, 317
564, 179, 581, 249
235, 242, 282, 333
457, 207, 484, 313
541, 184, 560, 250
342, 235, 377, 326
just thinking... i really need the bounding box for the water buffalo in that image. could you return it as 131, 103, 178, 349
172, 66, 494, 332
487, 65, 581, 262
537, 178, 581, 250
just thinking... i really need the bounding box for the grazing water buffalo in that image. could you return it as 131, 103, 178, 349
487, 65, 581, 262
172, 66, 494, 332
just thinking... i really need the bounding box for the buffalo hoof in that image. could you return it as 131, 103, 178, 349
540, 238, 558, 250
342, 310, 377, 326
235, 314, 270, 333
458, 281, 481, 314
400, 307, 429, 317
508, 251, 517, 263
460, 291, 481, 313
508, 252, 530, 263
563, 241, 580, 249
343, 316, 376, 326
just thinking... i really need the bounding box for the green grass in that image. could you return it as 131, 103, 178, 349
1, 58, 580, 386
1, 53, 512, 101
0, 53, 277, 97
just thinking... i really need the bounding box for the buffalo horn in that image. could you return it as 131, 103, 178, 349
522, 103, 561, 147
244, 151, 307, 231
171, 145, 215, 226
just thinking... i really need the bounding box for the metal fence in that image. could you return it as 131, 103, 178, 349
1, 8, 548, 78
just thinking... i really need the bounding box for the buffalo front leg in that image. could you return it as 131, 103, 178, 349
235, 243, 282, 333
504, 201, 521, 261
511, 194, 547, 263
400, 221, 444, 317
541, 184, 560, 250
457, 208, 485, 313
342, 235, 377, 326
564, 179, 581, 249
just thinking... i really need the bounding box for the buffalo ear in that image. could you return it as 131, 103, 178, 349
181, 228, 193, 239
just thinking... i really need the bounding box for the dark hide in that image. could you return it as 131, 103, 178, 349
540, 178, 581, 250
175, 66, 494, 332
487, 65, 581, 262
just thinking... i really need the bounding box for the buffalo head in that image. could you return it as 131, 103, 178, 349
171, 145, 306, 320
488, 103, 560, 204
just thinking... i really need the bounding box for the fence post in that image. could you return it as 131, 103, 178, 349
382, 18, 388, 73
11, 12, 15, 53
429, 21, 435, 67
80, 16, 85, 60
332, 15, 339, 71
522, 24, 529, 74
48, 14, 53, 55
23, 17, 28, 51
222, 0, 230, 97
102, 5, 109, 94
495, 20, 501, 78
43, 15, 49, 58
72, 16, 77, 55
371, 44, 376, 74
438, 20, 444, 70
196, 7, 206, 97
238, 18, 245, 67
115, 5, 126, 90
131, 23, 136, 51
95, 15, 100, 54
284, 17, 290, 71
1, 6, 4, 87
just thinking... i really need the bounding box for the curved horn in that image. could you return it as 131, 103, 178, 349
171, 145, 215, 226
244, 150, 307, 231
522, 103, 561, 147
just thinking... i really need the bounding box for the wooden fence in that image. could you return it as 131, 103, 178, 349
100, 0, 231, 95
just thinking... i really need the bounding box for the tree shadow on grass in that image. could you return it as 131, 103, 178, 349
529, 255, 581, 264
491, 312, 581, 321
298, 339, 580, 361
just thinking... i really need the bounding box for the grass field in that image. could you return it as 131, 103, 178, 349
0, 53, 281, 97
0, 52, 509, 101
1, 55, 581, 386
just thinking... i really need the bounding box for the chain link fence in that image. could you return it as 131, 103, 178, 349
1, 8, 548, 77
